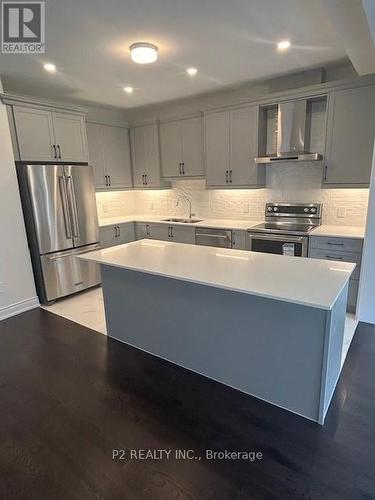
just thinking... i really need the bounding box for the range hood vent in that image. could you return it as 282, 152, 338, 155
255, 100, 323, 163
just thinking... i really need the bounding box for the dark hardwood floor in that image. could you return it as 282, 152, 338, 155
0, 308, 374, 500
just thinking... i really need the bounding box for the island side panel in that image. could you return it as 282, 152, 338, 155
319, 282, 348, 423
101, 265, 328, 422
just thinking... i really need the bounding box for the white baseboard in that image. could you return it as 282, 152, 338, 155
0, 296, 40, 321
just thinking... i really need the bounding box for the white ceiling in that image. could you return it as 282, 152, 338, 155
0, 0, 348, 109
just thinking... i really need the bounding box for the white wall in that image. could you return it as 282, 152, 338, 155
0, 83, 38, 320
358, 140, 375, 324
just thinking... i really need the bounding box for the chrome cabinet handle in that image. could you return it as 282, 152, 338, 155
146, 224, 150, 237
57, 145, 62, 160
117, 226, 120, 238
182, 162, 185, 175
108, 175, 111, 186
229, 170, 232, 183
170, 226, 173, 238
327, 242, 344, 246
324, 165, 328, 181
142, 174, 144, 185
145, 174, 147, 185
325, 255, 343, 260
58, 176, 72, 238
53, 145, 57, 159
114, 226, 117, 238
179, 163, 182, 175
66, 175, 80, 237
225, 170, 228, 183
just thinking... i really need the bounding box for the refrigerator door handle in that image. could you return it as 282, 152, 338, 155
66, 175, 80, 237
58, 176, 72, 238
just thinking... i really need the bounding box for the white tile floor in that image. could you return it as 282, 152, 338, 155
41, 287, 107, 335
42, 287, 358, 366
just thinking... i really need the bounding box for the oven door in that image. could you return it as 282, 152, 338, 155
248, 233, 308, 257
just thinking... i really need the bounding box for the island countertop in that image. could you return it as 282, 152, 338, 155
79, 240, 356, 310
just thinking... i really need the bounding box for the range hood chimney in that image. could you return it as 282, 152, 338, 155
255, 100, 323, 163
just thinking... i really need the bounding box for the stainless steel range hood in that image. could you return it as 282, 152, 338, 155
255, 100, 323, 163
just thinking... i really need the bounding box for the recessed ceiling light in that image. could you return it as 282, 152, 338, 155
187, 67, 198, 76
44, 63, 56, 73
277, 40, 291, 51
130, 42, 158, 64
123, 86, 133, 94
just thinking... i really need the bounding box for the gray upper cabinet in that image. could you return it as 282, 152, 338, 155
12, 106, 55, 161
324, 85, 375, 186
160, 116, 204, 178
52, 112, 88, 162
205, 111, 230, 186
12, 105, 88, 162
87, 123, 132, 190
205, 106, 264, 188
130, 123, 169, 188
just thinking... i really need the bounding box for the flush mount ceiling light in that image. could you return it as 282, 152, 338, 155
130, 42, 158, 64
123, 86, 133, 94
187, 67, 198, 76
277, 40, 291, 51
44, 63, 56, 73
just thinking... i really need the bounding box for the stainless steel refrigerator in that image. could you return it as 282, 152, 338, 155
17, 163, 101, 304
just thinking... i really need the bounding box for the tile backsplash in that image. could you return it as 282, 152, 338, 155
96, 163, 369, 227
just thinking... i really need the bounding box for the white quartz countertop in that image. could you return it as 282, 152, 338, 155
79, 240, 356, 310
98, 215, 261, 230
310, 225, 365, 239
98, 215, 365, 237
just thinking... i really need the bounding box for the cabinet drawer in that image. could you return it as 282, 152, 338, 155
309, 248, 361, 279
310, 236, 363, 253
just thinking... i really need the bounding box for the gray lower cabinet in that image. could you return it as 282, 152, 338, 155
205, 106, 265, 188
309, 235, 363, 312
135, 222, 195, 244
87, 123, 132, 190
323, 85, 375, 186
232, 230, 247, 250
100, 223, 135, 249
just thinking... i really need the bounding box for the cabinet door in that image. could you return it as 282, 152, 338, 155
324, 86, 375, 186
160, 120, 182, 178
52, 112, 88, 162
144, 124, 163, 187
130, 127, 146, 188
99, 225, 118, 248
148, 223, 169, 241
13, 106, 55, 161
170, 225, 195, 244
205, 111, 229, 187
181, 116, 204, 177
135, 222, 149, 239
117, 223, 135, 244
102, 125, 133, 189
232, 230, 247, 250
230, 107, 264, 187
87, 123, 106, 188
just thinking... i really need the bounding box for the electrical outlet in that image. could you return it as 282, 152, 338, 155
337, 207, 346, 218
242, 203, 249, 214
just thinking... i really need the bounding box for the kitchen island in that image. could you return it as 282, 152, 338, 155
79, 240, 355, 424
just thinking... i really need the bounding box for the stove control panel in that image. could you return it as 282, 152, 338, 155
265, 202, 322, 219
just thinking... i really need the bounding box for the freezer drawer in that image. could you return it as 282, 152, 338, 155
40, 244, 101, 302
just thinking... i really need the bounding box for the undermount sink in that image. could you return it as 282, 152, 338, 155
162, 218, 203, 224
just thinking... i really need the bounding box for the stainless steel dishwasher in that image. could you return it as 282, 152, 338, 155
195, 228, 232, 248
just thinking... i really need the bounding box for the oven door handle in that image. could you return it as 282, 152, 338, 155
248, 233, 304, 243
